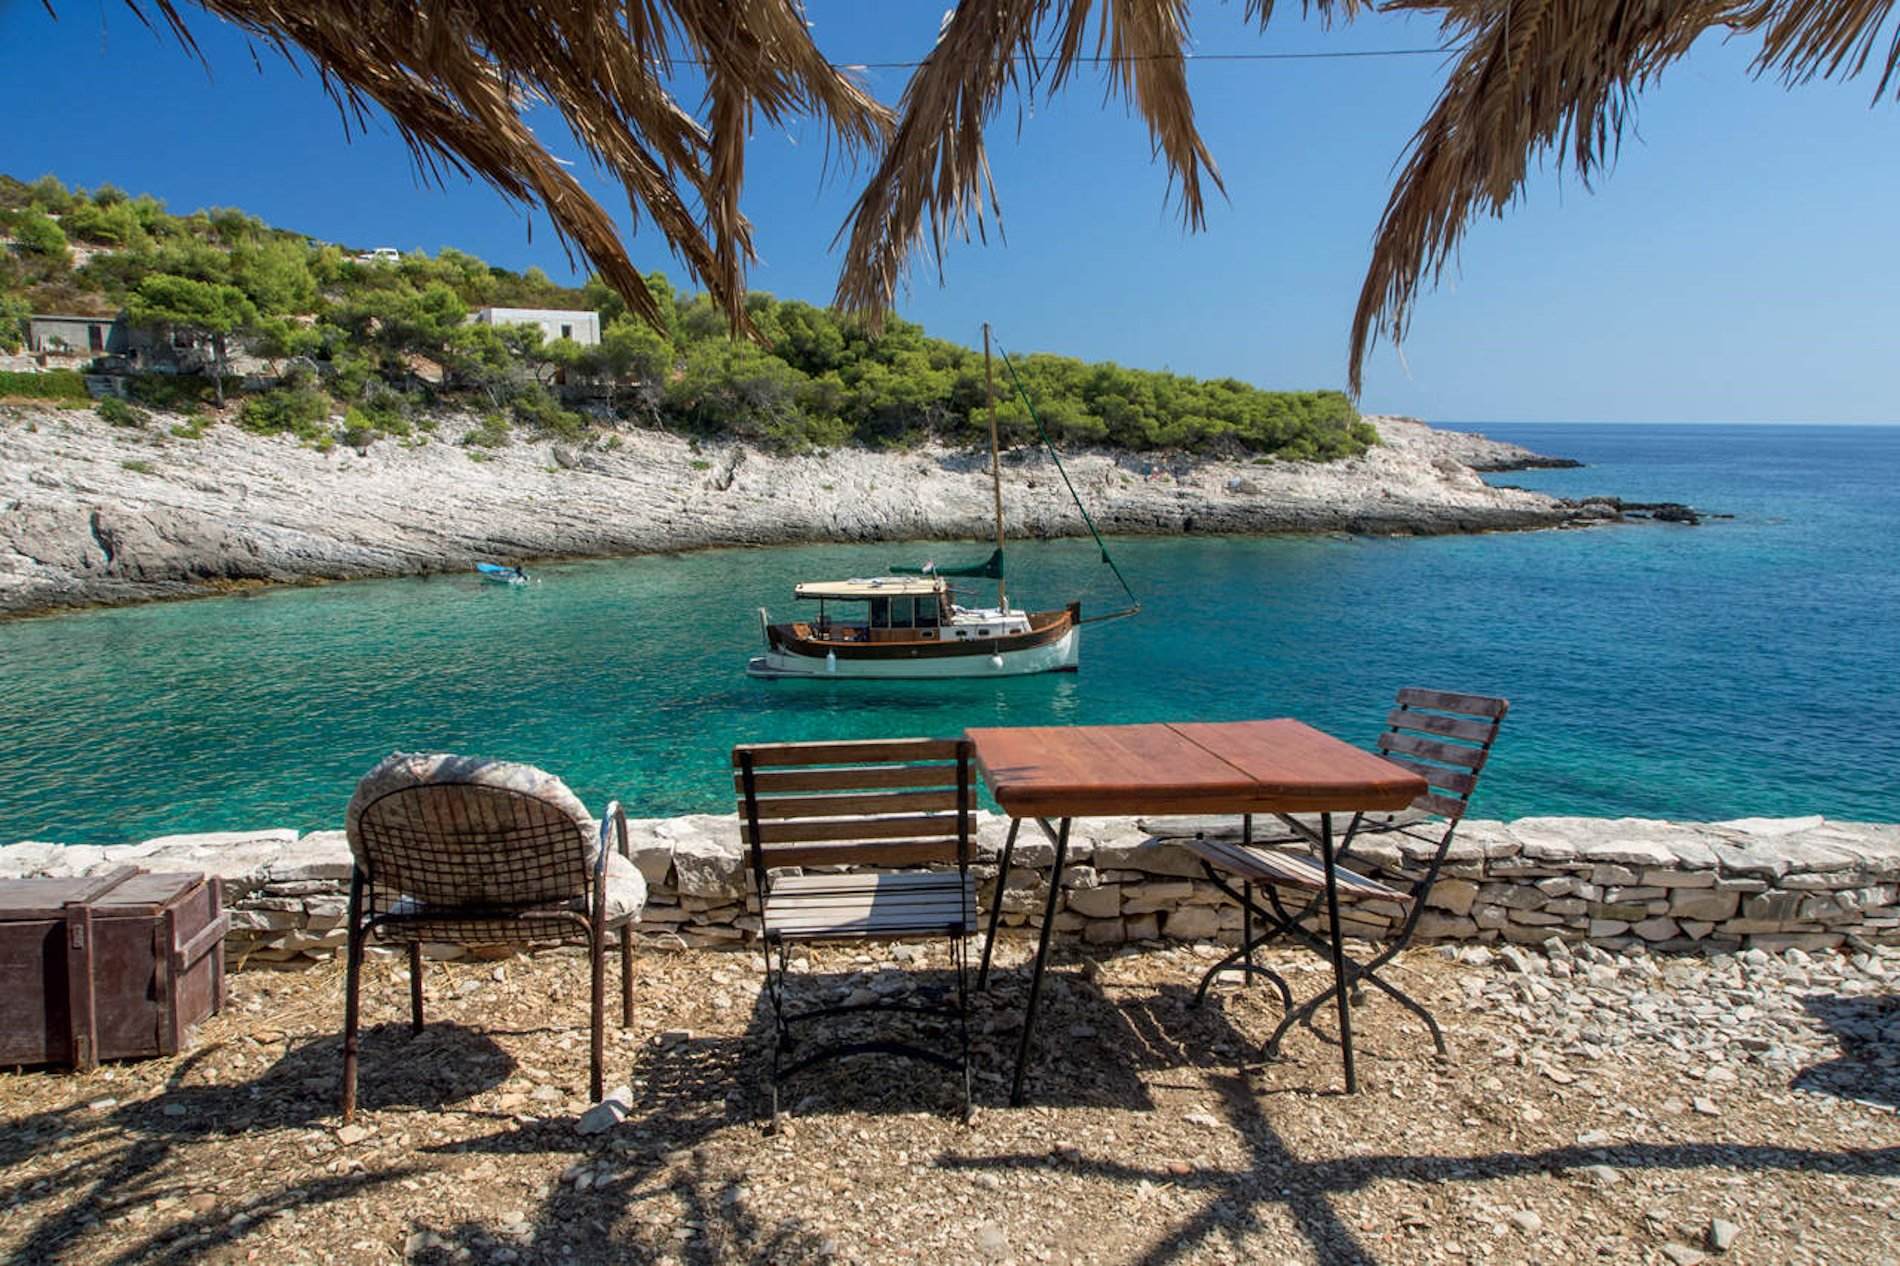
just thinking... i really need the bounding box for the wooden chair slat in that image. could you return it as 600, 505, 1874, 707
1376, 752, 1479, 796
1385, 708, 1497, 743
771, 873, 963, 896
1378, 730, 1488, 770
745, 789, 960, 820
734, 738, 963, 767
1395, 688, 1509, 718
759, 839, 965, 869
744, 813, 970, 845
769, 897, 971, 919
1183, 838, 1406, 902
734, 764, 960, 794
768, 900, 973, 927
1414, 790, 1470, 820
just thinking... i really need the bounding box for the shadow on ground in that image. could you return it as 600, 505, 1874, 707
939, 1069, 1900, 1266
0, 1021, 513, 1265
1792, 991, 1900, 1109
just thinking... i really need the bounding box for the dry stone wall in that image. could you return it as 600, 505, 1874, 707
3, 813, 1897, 966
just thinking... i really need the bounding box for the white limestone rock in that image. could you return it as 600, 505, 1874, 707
1064, 885, 1122, 919
266, 831, 354, 882
669, 831, 746, 899
1162, 905, 1221, 940
1090, 836, 1205, 878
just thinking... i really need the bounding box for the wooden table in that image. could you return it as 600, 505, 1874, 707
966, 720, 1427, 1102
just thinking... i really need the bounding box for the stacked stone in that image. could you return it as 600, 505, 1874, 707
1241, 814, 1900, 954
3, 812, 1897, 965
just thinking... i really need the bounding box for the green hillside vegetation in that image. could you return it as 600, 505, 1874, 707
0, 174, 1373, 459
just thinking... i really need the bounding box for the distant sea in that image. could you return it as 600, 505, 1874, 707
3, 422, 1896, 844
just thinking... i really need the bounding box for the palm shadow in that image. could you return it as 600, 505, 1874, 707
936, 1064, 1900, 1266
1791, 991, 1900, 1108
0, 1022, 512, 1265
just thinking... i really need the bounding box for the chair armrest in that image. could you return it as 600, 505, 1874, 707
596, 802, 630, 878
594, 803, 628, 926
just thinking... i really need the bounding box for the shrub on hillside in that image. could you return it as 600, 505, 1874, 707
12, 210, 69, 259
462, 413, 511, 448
0, 369, 90, 401
0, 293, 28, 352
128, 374, 228, 410
97, 396, 151, 428
508, 385, 586, 440
239, 386, 330, 441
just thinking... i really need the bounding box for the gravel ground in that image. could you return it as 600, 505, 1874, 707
2, 938, 1896, 1266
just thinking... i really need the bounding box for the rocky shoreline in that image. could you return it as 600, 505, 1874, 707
0, 406, 1637, 618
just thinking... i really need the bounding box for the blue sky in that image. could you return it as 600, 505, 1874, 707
5, 3, 1897, 423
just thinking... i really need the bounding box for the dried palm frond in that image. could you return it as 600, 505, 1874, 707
1348, 0, 1900, 392
831, 0, 1228, 318
117, 0, 891, 333
835, 0, 1897, 394
91, 0, 1900, 383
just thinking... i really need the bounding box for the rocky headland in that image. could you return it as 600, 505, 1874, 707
1, 406, 1630, 618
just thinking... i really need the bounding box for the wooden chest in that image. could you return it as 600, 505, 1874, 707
0, 867, 228, 1070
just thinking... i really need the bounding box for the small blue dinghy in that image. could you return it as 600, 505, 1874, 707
477, 563, 528, 586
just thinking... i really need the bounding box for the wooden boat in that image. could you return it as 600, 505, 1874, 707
747, 575, 1081, 678
748, 325, 1122, 681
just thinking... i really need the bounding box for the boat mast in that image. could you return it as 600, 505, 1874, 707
984, 323, 1007, 613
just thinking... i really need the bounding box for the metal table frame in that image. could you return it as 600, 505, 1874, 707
976, 809, 1363, 1103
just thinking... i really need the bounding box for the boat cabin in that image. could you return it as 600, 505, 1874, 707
790, 578, 1032, 643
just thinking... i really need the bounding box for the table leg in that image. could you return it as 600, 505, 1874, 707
1242, 814, 1253, 989
978, 816, 1022, 991
1009, 816, 1071, 1108
1317, 810, 1357, 1093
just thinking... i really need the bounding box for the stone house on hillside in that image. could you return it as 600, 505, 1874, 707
26, 313, 129, 358
23, 311, 268, 381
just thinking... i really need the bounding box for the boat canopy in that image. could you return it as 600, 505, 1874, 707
891, 548, 1004, 579
794, 578, 944, 600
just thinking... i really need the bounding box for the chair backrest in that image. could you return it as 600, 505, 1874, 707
1377, 688, 1509, 822
731, 738, 974, 886
345, 753, 596, 910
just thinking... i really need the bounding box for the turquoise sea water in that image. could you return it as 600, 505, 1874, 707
3, 423, 1896, 843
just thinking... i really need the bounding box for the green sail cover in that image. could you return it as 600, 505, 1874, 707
891, 548, 1004, 579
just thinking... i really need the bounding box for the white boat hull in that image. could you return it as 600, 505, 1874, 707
747, 627, 1080, 679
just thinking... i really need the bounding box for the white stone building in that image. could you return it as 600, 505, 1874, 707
468, 306, 601, 347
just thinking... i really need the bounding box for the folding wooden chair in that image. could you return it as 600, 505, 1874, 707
733, 738, 977, 1129
1182, 689, 1508, 1058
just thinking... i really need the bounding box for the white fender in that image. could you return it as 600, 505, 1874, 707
826, 650, 838, 674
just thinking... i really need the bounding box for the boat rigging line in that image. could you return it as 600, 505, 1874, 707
995, 338, 1142, 626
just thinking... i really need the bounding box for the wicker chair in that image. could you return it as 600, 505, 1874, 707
340, 753, 646, 1121
1181, 688, 1508, 1058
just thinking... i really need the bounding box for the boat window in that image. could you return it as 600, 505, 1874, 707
869, 598, 890, 629
914, 598, 939, 629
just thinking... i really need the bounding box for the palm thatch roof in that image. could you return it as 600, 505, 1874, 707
116, 1, 1900, 392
